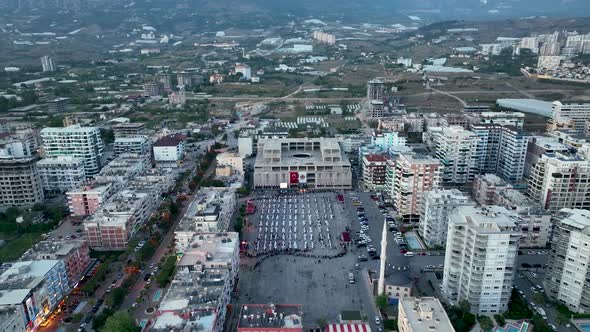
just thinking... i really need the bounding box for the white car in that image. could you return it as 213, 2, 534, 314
374, 316, 381, 325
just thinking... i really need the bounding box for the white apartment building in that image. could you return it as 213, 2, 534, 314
41, 55, 56, 72
40, 125, 104, 177
544, 209, 590, 313
550, 101, 590, 135
442, 206, 520, 314
432, 126, 478, 184
385, 152, 441, 222
114, 137, 152, 166
371, 131, 406, 150
398, 297, 455, 332
471, 124, 529, 182
153, 134, 186, 168
312, 31, 336, 45
418, 189, 473, 248
235, 64, 252, 80
36, 156, 86, 192
528, 152, 590, 212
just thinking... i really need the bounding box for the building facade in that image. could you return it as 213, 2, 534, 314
528, 152, 590, 212
432, 126, 478, 185
549, 101, 590, 135
41, 55, 55, 72
40, 125, 104, 177
362, 154, 388, 191
385, 153, 441, 222
66, 183, 112, 216
544, 209, 590, 313
0, 157, 44, 206
253, 138, 352, 189
398, 297, 455, 332
153, 134, 186, 168
442, 206, 520, 314
418, 189, 473, 248
36, 156, 86, 192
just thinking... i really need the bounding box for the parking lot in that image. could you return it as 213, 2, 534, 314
243, 192, 350, 255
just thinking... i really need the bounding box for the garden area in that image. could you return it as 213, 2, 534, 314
0, 204, 66, 261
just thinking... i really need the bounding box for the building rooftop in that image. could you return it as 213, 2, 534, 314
20, 240, 87, 260
453, 206, 520, 232
178, 232, 238, 267
0, 260, 60, 304
559, 209, 590, 234
364, 154, 387, 163
152, 308, 217, 332
37, 156, 84, 166
399, 297, 455, 332
478, 173, 510, 186
40, 124, 98, 134
238, 304, 303, 329
154, 134, 187, 147
177, 188, 236, 233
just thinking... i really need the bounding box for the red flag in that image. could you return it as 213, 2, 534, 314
290, 171, 299, 184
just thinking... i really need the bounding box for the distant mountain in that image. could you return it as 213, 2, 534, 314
2, 0, 590, 21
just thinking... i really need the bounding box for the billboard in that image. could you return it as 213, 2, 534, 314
279, 182, 289, 189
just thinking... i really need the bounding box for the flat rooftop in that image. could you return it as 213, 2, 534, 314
238, 304, 303, 329
399, 297, 455, 332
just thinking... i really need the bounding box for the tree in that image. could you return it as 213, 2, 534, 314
494, 314, 506, 327
101, 311, 140, 332
100, 128, 115, 144
478, 315, 494, 332
234, 217, 244, 233
458, 300, 471, 314
375, 294, 388, 311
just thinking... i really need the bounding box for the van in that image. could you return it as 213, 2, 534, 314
404, 252, 414, 257
348, 272, 355, 284
536, 307, 547, 319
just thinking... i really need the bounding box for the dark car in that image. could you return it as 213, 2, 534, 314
144, 274, 151, 281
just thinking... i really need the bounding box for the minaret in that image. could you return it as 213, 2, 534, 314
378, 218, 387, 295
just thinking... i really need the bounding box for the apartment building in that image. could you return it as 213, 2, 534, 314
113, 137, 152, 167
470, 124, 529, 182
216, 152, 244, 175
84, 188, 160, 250
474, 174, 552, 248
40, 125, 104, 177
238, 304, 303, 332
528, 152, 590, 212
36, 156, 86, 192
385, 152, 441, 222
153, 134, 186, 168
66, 183, 112, 216
432, 126, 478, 184
371, 131, 406, 150
367, 79, 384, 101
418, 189, 473, 248
0, 260, 69, 332
0, 128, 39, 158
152, 233, 239, 332
143, 82, 165, 97
398, 297, 455, 332
20, 239, 90, 287
544, 209, 590, 313
41, 55, 56, 72
524, 136, 569, 178
0, 156, 44, 206
312, 31, 336, 45
112, 122, 146, 138
549, 101, 590, 135
442, 206, 521, 314
362, 154, 388, 191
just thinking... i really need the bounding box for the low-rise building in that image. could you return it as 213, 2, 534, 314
112, 123, 146, 138
216, 152, 244, 175
84, 188, 160, 250
0, 260, 70, 332
153, 134, 186, 168
66, 182, 112, 216
238, 304, 303, 332
36, 156, 86, 192
19, 240, 90, 287
175, 188, 237, 250
398, 297, 455, 332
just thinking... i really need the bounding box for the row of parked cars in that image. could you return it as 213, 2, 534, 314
350, 193, 378, 260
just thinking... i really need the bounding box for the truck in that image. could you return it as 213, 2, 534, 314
348, 272, 355, 284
